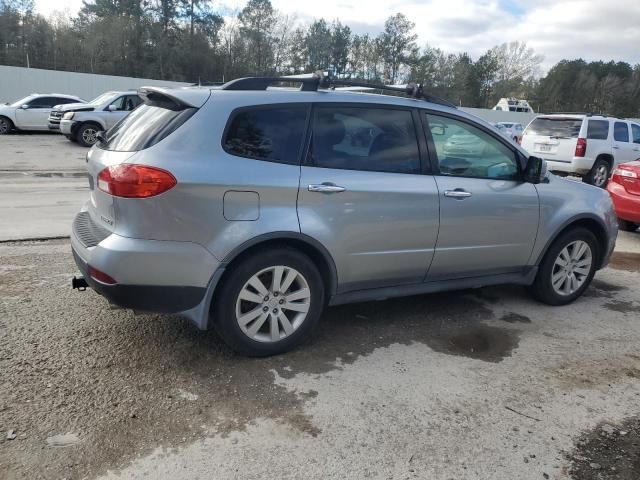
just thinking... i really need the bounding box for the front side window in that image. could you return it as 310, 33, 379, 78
631, 124, 640, 144
223, 106, 307, 165
614, 122, 629, 142
107, 96, 127, 111
310, 106, 420, 174
26, 97, 58, 108
425, 113, 519, 180
587, 120, 609, 140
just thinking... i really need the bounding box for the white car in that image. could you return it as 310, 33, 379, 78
0, 93, 84, 134
496, 122, 524, 142
521, 114, 640, 188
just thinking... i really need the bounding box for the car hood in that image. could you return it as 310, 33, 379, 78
54, 102, 92, 112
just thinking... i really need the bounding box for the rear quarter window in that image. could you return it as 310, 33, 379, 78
223, 105, 308, 165
525, 118, 582, 138
587, 120, 609, 140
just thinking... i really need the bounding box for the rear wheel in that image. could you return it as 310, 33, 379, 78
583, 159, 611, 188
213, 248, 324, 356
77, 123, 101, 147
619, 220, 639, 232
530, 227, 599, 305
0, 116, 13, 134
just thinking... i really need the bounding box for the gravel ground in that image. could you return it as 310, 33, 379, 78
0, 233, 639, 480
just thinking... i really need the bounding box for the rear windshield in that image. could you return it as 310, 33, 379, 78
99, 104, 196, 152
525, 118, 582, 138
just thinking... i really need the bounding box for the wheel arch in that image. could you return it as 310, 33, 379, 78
534, 214, 610, 269
0, 115, 15, 131
595, 153, 614, 168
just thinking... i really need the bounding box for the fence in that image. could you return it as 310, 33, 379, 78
0, 65, 190, 103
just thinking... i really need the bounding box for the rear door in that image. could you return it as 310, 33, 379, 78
297, 104, 440, 292
422, 112, 539, 280
521, 117, 583, 161
613, 121, 636, 164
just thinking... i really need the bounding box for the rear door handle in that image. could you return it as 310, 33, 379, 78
308, 183, 346, 193
444, 189, 472, 199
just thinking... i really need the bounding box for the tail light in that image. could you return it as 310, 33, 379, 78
575, 138, 587, 157
97, 165, 177, 198
612, 167, 638, 183
88, 265, 116, 285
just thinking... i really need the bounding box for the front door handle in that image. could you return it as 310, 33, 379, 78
308, 183, 346, 193
613, 146, 620, 150
444, 189, 472, 199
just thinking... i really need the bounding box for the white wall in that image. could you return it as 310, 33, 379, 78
0, 65, 190, 103
460, 107, 537, 126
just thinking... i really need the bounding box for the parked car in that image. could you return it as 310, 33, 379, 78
521, 114, 640, 188
493, 98, 534, 113
607, 161, 640, 232
496, 122, 524, 143
0, 93, 84, 134
71, 78, 618, 356
55, 91, 143, 146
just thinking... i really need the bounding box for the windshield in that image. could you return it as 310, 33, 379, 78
525, 118, 582, 138
88, 92, 117, 106
99, 104, 196, 152
10, 95, 36, 107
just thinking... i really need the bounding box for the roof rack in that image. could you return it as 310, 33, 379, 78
220, 72, 457, 108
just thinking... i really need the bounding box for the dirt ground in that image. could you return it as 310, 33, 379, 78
0, 233, 639, 480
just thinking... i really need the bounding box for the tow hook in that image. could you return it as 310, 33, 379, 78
72, 276, 88, 291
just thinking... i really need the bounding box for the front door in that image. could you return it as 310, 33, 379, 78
297, 104, 439, 292
422, 112, 539, 280
15, 96, 57, 129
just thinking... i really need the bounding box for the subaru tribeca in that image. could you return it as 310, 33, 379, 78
71, 76, 618, 356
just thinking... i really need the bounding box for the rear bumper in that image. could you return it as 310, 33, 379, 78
71, 209, 220, 316
608, 181, 640, 223
546, 157, 594, 175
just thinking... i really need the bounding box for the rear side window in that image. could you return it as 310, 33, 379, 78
310, 106, 420, 174
525, 118, 582, 138
632, 124, 640, 144
223, 106, 307, 165
99, 104, 196, 152
587, 120, 609, 140
614, 122, 629, 142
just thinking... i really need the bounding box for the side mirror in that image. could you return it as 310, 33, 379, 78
107, 104, 117, 112
20, 104, 29, 109
95, 131, 106, 144
430, 125, 446, 136
524, 156, 548, 184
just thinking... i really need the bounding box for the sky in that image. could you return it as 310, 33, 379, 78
34, 0, 640, 73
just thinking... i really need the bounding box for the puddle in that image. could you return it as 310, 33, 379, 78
31, 171, 87, 178
500, 312, 532, 324
603, 301, 637, 314
569, 417, 640, 480
584, 279, 627, 298
608, 252, 640, 272
425, 325, 519, 363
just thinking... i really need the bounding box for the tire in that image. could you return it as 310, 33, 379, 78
530, 227, 599, 305
583, 158, 611, 188
618, 220, 639, 232
213, 247, 325, 356
0, 116, 13, 135
76, 123, 101, 147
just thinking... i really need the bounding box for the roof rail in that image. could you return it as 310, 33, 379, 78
547, 112, 603, 117
220, 72, 457, 108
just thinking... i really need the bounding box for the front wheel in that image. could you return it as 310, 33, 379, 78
76, 123, 101, 147
618, 220, 639, 232
583, 159, 610, 188
530, 228, 599, 305
213, 248, 325, 356
0, 116, 13, 135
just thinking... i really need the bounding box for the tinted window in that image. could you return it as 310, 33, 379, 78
525, 118, 582, 138
310, 106, 420, 174
223, 106, 307, 164
614, 122, 630, 142
99, 104, 196, 152
426, 113, 519, 180
587, 120, 609, 140
54, 97, 78, 105
632, 124, 640, 144
27, 97, 60, 108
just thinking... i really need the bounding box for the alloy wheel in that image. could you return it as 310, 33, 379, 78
592, 165, 608, 187
235, 265, 311, 343
0, 118, 9, 134
550, 240, 593, 296
82, 128, 98, 145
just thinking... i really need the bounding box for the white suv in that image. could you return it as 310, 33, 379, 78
521, 114, 640, 187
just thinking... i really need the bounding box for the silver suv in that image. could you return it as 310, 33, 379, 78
71, 76, 618, 356
52, 91, 142, 146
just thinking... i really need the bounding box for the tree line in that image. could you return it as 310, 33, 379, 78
1, 0, 639, 117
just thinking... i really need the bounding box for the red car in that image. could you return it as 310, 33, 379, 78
607, 161, 640, 232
